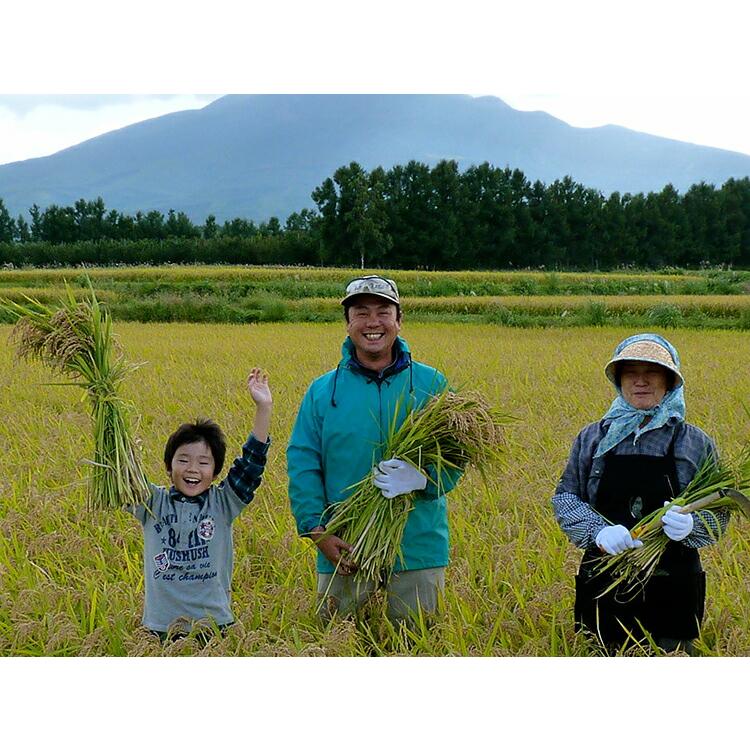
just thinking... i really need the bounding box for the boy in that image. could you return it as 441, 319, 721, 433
126, 368, 272, 639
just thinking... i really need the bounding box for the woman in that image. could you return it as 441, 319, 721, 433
552, 333, 729, 653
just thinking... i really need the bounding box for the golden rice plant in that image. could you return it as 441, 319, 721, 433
0, 267, 705, 301
1, 280, 149, 510
324, 389, 515, 582
594, 450, 750, 597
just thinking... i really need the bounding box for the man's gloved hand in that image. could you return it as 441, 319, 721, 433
595, 524, 644, 555
372, 458, 428, 498
661, 502, 694, 541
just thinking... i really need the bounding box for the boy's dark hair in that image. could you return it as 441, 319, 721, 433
163, 418, 227, 477
343, 301, 402, 323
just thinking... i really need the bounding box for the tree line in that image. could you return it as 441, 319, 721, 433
2, 160, 750, 269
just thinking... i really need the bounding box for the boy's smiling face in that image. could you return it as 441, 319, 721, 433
168, 439, 216, 497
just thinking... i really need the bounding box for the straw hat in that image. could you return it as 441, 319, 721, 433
604, 339, 684, 387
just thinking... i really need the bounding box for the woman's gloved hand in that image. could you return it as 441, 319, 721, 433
595, 524, 644, 555
372, 458, 428, 498
661, 502, 694, 541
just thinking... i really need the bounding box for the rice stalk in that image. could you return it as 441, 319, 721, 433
594, 449, 750, 596
1, 279, 149, 510
324, 389, 515, 582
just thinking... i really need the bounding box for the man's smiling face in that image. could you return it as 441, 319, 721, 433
345, 294, 401, 366
168, 439, 216, 497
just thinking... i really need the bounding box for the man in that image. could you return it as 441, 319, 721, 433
287, 275, 462, 622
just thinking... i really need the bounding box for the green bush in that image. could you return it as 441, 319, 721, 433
257, 298, 289, 322
647, 303, 683, 328
482, 306, 517, 326
579, 301, 608, 327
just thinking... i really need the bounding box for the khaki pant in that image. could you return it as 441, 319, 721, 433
316, 567, 445, 623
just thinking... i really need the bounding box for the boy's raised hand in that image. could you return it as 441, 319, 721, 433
247, 368, 273, 407
247, 368, 272, 444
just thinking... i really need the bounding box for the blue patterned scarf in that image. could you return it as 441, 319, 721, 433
594, 334, 685, 458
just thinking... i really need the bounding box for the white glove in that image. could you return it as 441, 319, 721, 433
662, 502, 694, 541
372, 458, 428, 498
595, 524, 644, 555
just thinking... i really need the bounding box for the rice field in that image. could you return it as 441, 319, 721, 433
0, 265, 710, 290
2, 266, 748, 328
2, 321, 749, 656
285, 294, 750, 327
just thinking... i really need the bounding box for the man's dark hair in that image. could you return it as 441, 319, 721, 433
163, 418, 227, 476
343, 300, 402, 323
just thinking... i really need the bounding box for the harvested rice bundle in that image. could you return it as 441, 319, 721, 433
2, 281, 149, 510
324, 389, 513, 582
595, 451, 750, 596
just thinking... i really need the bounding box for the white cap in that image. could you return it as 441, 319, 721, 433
341, 275, 400, 306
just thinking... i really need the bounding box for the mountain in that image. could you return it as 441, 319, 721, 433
1, 94, 750, 223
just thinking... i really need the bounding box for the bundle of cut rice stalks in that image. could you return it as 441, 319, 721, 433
594, 450, 750, 597
323, 389, 515, 582
2, 280, 149, 510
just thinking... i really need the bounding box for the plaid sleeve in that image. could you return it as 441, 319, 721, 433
554, 423, 602, 504
681, 507, 731, 548
225, 433, 270, 504
552, 491, 608, 549
674, 426, 730, 547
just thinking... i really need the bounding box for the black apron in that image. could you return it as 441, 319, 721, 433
574, 434, 705, 649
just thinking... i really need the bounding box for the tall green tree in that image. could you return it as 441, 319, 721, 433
165, 209, 199, 238
719, 178, 750, 266
285, 208, 318, 232
682, 182, 725, 266
427, 160, 464, 269
203, 214, 218, 239
15, 214, 30, 243
221, 217, 258, 239
136, 210, 167, 240
259, 217, 282, 236
74, 197, 106, 240
29, 204, 43, 241
313, 162, 392, 268
311, 176, 340, 265
598, 192, 631, 269
383, 161, 433, 267
0, 199, 15, 243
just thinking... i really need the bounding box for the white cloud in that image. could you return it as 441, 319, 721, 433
0, 95, 220, 165
501, 94, 750, 157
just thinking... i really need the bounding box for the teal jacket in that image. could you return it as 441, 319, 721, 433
287, 336, 461, 574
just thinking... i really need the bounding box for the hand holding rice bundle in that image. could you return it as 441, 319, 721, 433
2, 280, 149, 510
594, 451, 750, 597
324, 388, 513, 582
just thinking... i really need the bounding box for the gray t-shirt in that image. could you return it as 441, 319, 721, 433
127, 483, 246, 631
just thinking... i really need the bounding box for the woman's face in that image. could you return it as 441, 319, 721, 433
619, 362, 671, 409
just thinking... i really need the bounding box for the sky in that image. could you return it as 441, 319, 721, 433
2, 0, 746, 743
1, 1, 749, 165
0, 95, 219, 165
